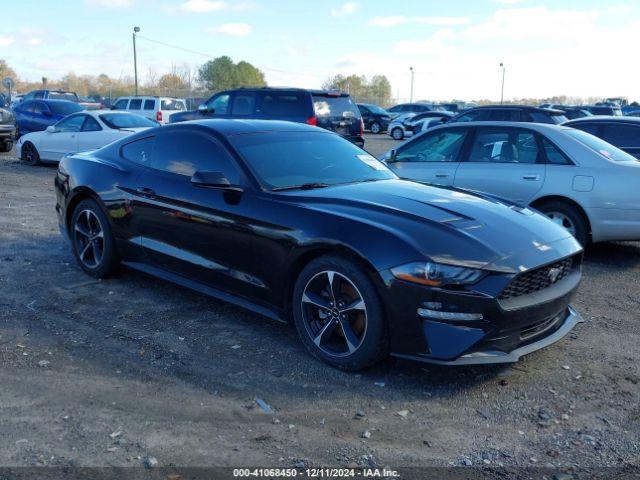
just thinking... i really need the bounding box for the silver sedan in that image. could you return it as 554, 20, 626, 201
379, 121, 640, 245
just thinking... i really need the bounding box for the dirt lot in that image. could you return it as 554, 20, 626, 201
0, 134, 639, 474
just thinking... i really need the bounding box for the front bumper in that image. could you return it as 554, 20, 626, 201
0, 124, 16, 141
392, 305, 582, 365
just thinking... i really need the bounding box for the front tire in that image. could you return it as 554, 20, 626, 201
70, 199, 118, 278
370, 122, 382, 134
292, 255, 388, 371
391, 127, 404, 140
536, 200, 589, 246
21, 142, 40, 165
0, 141, 12, 153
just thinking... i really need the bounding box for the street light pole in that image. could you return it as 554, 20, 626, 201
409, 66, 414, 103
133, 26, 140, 95
500, 62, 505, 104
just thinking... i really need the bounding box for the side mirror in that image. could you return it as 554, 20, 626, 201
190, 171, 242, 191
198, 104, 213, 114
386, 149, 398, 163
45, 125, 56, 133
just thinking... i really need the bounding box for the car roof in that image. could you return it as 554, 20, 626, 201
466, 105, 565, 113
564, 116, 640, 124
39, 99, 80, 105
226, 87, 349, 97
169, 119, 322, 136
429, 120, 572, 134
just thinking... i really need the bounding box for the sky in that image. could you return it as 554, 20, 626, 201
1, 0, 639, 102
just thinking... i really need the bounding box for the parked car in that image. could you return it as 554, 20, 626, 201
17, 111, 158, 165
564, 116, 640, 159
111, 96, 186, 124
584, 104, 623, 116
13, 99, 84, 136
22, 89, 79, 103
357, 103, 392, 134
55, 119, 583, 369
387, 103, 446, 117
449, 105, 568, 124
388, 111, 454, 140
0, 107, 16, 152
380, 121, 640, 246
169, 87, 365, 147
0, 93, 10, 108
557, 106, 592, 120
626, 110, 640, 118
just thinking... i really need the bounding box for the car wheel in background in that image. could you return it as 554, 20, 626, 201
292, 255, 388, 371
391, 127, 404, 140
537, 200, 588, 246
70, 199, 119, 278
0, 141, 12, 153
21, 142, 40, 165
370, 122, 382, 134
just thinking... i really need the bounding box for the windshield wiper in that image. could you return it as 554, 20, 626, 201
272, 182, 331, 192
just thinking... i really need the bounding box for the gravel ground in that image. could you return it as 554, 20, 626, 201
0, 134, 639, 474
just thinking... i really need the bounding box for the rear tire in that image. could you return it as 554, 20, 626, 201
292, 255, 388, 371
21, 142, 40, 166
370, 122, 381, 134
70, 199, 119, 278
391, 127, 404, 140
536, 200, 589, 246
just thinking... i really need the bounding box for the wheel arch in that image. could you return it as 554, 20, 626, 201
65, 187, 109, 233
529, 195, 592, 235
282, 244, 384, 322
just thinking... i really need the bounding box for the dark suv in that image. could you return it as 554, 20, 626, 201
450, 105, 568, 124
357, 103, 392, 134
170, 87, 364, 147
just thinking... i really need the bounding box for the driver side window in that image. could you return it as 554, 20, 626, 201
206, 94, 230, 115
56, 115, 85, 132
396, 129, 467, 163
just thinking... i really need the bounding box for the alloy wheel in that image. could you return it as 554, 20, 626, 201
23, 144, 37, 164
392, 128, 403, 140
73, 209, 105, 268
301, 270, 368, 358
546, 211, 577, 236
371, 122, 381, 134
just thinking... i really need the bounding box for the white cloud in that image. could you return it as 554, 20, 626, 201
85, 0, 135, 8
209, 22, 252, 36
180, 0, 225, 13
369, 15, 469, 27
0, 37, 14, 47
330, 2, 358, 17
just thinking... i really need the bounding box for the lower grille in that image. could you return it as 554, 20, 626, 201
499, 256, 578, 300
520, 310, 565, 341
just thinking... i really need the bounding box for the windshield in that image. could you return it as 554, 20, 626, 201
99, 113, 159, 129
49, 102, 84, 115
231, 131, 396, 190
566, 129, 638, 162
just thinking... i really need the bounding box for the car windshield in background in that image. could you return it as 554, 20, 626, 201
366, 104, 389, 115
566, 129, 638, 162
313, 95, 359, 118
231, 131, 396, 190
161, 99, 185, 110
99, 113, 159, 129
49, 102, 84, 115
49, 92, 77, 101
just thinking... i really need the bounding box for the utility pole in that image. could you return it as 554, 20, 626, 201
500, 62, 505, 104
409, 66, 414, 103
133, 26, 140, 95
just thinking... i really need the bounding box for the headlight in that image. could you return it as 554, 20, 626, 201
391, 262, 485, 287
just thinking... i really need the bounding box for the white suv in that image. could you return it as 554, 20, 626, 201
111, 96, 186, 124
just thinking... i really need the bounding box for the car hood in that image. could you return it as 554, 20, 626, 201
283, 179, 580, 272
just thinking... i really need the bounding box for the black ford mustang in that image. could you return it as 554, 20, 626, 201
55, 120, 583, 370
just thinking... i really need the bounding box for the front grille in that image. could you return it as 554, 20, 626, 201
499, 256, 577, 300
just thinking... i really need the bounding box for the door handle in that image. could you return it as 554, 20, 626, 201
522, 174, 540, 181
135, 187, 156, 197
435, 172, 450, 178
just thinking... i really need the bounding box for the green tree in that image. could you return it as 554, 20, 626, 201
198, 56, 266, 92
322, 73, 392, 106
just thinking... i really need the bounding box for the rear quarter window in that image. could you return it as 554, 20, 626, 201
121, 136, 154, 166
161, 99, 185, 111
259, 92, 309, 117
